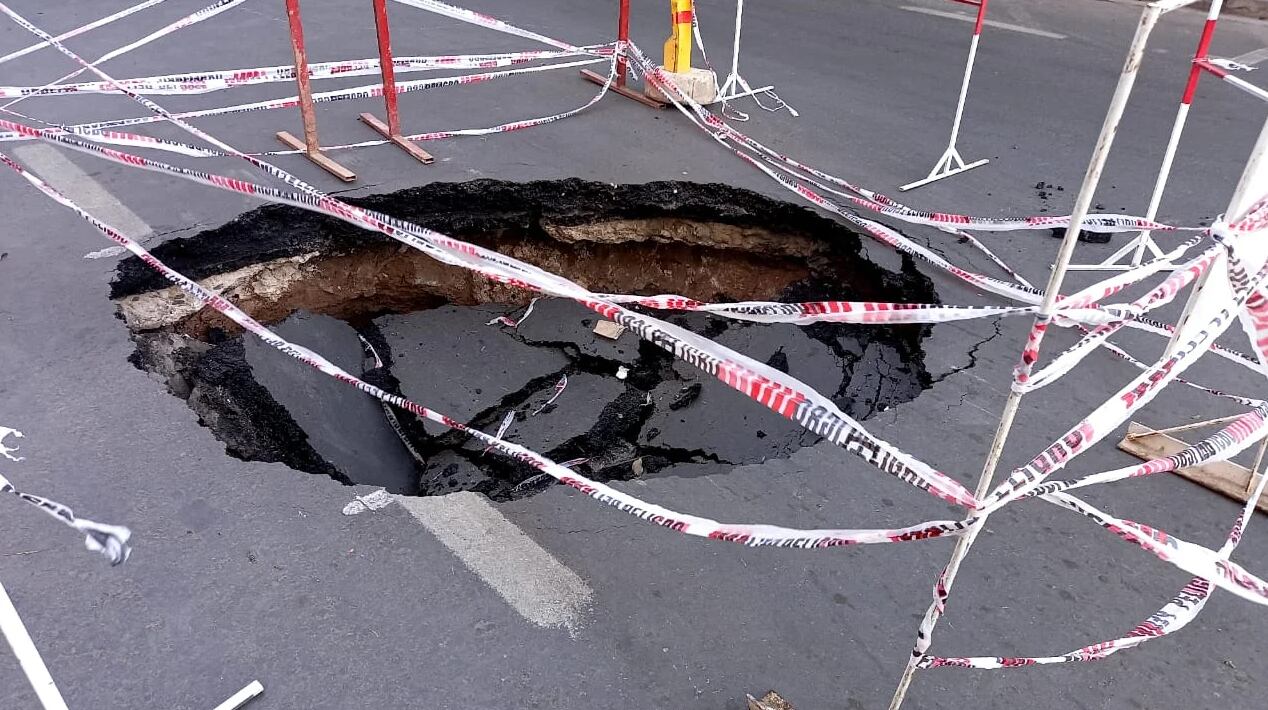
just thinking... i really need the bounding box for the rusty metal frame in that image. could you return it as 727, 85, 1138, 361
359, 0, 435, 164
275, 0, 356, 182
581, 0, 665, 109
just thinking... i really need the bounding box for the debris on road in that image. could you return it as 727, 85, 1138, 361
342, 489, 394, 515
593, 319, 626, 340
747, 690, 795, 710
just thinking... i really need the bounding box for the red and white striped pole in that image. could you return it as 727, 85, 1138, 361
1074, 0, 1228, 271
1195, 58, 1268, 104
274, 0, 356, 182
1129, 0, 1225, 267
359, 0, 435, 164
888, 2, 1173, 706
899, 0, 990, 191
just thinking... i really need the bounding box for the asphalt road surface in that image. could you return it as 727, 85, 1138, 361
1, 1, 1268, 708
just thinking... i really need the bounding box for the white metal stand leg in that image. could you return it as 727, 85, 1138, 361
886, 5, 1166, 706
3, 576, 266, 710
1070, 0, 1228, 272
211, 681, 265, 710
899, 146, 990, 192
714, 0, 796, 117
900, 6, 990, 192
0, 579, 69, 710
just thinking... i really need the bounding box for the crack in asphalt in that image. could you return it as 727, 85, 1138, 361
931, 316, 1006, 387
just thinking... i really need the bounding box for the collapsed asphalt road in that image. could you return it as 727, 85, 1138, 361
6, 1, 1268, 707
115, 179, 936, 500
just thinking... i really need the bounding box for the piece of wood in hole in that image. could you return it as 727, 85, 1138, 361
1117, 422, 1268, 513
593, 320, 626, 340
747, 691, 795, 710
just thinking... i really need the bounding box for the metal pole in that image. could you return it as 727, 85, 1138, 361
898, 0, 990, 191
1162, 114, 1268, 360
210, 681, 265, 710
945, 0, 988, 149
372, 0, 400, 136
275, 0, 356, 181
716, 0, 777, 105
580, 0, 666, 108
1128, 0, 1224, 268
886, 6, 1165, 707
0, 580, 69, 710
617, 0, 631, 87
1197, 62, 1268, 104
358, 0, 434, 163
1129, 105, 1191, 265
727, 0, 743, 84
284, 0, 318, 156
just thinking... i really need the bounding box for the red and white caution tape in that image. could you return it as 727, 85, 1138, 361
487, 297, 540, 328
0, 7, 976, 510
532, 375, 568, 416
0, 48, 598, 99
31, 56, 605, 136
0, 0, 251, 117
983, 257, 1268, 515
0, 427, 132, 565
0, 52, 618, 160
0, 0, 168, 67
0, 148, 977, 548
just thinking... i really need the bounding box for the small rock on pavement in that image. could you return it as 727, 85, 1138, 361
1048, 226, 1111, 244
748, 691, 795, 710
593, 320, 626, 340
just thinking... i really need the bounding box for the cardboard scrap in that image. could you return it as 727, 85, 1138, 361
593, 320, 626, 340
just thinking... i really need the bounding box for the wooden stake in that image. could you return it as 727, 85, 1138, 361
1124, 414, 1242, 440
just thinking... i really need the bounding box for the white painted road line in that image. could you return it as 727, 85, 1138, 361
397, 492, 594, 631
900, 6, 1067, 40
1231, 47, 1268, 68
12, 143, 152, 258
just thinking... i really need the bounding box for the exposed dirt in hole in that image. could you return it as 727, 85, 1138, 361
115, 179, 942, 499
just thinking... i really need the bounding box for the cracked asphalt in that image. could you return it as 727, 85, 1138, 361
1, 1, 1268, 708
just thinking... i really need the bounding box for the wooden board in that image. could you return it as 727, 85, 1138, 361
275, 131, 356, 182
1117, 422, 1268, 513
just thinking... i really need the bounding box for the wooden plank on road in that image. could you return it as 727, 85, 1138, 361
1117, 421, 1268, 513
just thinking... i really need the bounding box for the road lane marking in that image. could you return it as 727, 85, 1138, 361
1230, 48, 1268, 67
397, 492, 594, 631
12, 143, 152, 258
900, 6, 1067, 40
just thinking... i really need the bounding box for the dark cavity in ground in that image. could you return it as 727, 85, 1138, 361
113, 179, 941, 500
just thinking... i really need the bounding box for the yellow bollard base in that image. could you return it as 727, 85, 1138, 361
645, 67, 718, 105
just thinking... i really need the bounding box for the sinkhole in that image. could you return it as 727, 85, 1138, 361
112, 179, 941, 500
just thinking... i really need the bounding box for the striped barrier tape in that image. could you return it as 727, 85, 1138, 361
1, 0, 251, 117
0, 428, 132, 566
0, 6, 978, 509
0, 148, 977, 549
9, 0, 1268, 675
0, 48, 603, 98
